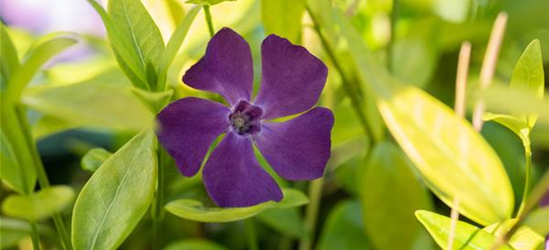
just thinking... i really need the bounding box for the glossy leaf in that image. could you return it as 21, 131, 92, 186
261, 0, 305, 44
87, 0, 148, 89
164, 239, 229, 250
23, 78, 154, 131
317, 200, 372, 250
72, 129, 157, 250
165, 189, 308, 223
81, 148, 113, 172
157, 4, 202, 90
0, 23, 19, 87
361, 142, 433, 250
185, 0, 235, 6
1, 186, 75, 222
484, 220, 544, 250
256, 208, 307, 239
510, 39, 545, 127
108, 0, 165, 89
6, 33, 77, 101
416, 210, 514, 250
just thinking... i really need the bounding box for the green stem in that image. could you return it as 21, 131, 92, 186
244, 219, 259, 250
516, 136, 532, 218
152, 142, 166, 249
30, 222, 41, 250
307, 8, 376, 145
15, 106, 73, 250
387, 0, 399, 71
203, 6, 215, 38
298, 178, 324, 250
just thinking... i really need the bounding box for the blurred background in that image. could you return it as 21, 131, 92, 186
1, 0, 548, 249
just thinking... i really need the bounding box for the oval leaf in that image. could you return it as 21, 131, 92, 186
378, 86, 514, 226
1, 185, 75, 222
361, 142, 434, 250
81, 148, 113, 172
165, 189, 308, 223
415, 210, 514, 250
72, 129, 157, 250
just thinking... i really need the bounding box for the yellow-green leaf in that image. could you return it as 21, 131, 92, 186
1, 186, 75, 222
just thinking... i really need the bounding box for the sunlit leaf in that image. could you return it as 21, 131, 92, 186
6, 33, 77, 102
256, 208, 307, 239
81, 148, 113, 172
164, 239, 229, 250
72, 129, 157, 250
361, 142, 434, 250
23, 77, 154, 131
317, 200, 372, 250
484, 220, 545, 250
261, 0, 305, 44
0, 23, 19, 88
165, 189, 308, 223
157, 4, 202, 90
510, 39, 545, 127
1, 186, 75, 222
483, 113, 530, 143
108, 0, 165, 89
415, 210, 514, 250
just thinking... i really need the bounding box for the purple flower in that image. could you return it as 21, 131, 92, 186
157, 28, 333, 207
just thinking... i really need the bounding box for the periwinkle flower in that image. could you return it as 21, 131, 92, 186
157, 28, 334, 207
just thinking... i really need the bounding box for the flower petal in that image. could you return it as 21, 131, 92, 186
203, 132, 283, 207
254, 107, 334, 180
157, 97, 230, 177
182, 28, 253, 105
254, 35, 328, 119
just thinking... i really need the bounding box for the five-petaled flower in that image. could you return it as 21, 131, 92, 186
156, 28, 334, 207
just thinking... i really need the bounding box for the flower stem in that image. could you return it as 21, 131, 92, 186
16, 106, 73, 250
203, 6, 215, 38
244, 219, 259, 250
298, 178, 323, 250
516, 135, 532, 218
152, 142, 166, 249
30, 222, 41, 250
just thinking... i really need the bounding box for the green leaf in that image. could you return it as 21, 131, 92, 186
377, 86, 514, 225
415, 210, 514, 250
0, 129, 26, 193
1, 186, 75, 222
483, 113, 531, 147
23, 77, 154, 131
165, 189, 308, 223
130, 87, 173, 113
108, 0, 165, 88
523, 207, 549, 237
164, 239, 229, 250
256, 208, 307, 239
157, 4, 202, 90
0, 217, 31, 249
72, 129, 157, 250
510, 39, 545, 127
0, 23, 20, 88
317, 200, 373, 250
261, 0, 305, 44
6, 33, 77, 102
484, 220, 544, 250
87, 0, 148, 89
81, 148, 113, 172
185, 0, 235, 6
361, 142, 434, 250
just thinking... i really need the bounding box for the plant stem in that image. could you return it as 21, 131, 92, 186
244, 219, 259, 250
307, 8, 376, 145
203, 6, 215, 38
516, 136, 532, 218
152, 142, 166, 249
15, 106, 73, 250
30, 222, 41, 250
298, 178, 323, 250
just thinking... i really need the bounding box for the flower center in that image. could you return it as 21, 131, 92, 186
229, 100, 263, 135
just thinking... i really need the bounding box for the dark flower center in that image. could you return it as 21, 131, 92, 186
229, 100, 263, 135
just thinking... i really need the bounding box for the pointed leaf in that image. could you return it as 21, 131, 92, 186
0, 23, 19, 88
416, 210, 514, 250
361, 142, 434, 250
165, 189, 308, 223
1, 186, 75, 222
72, 129, 157, 250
